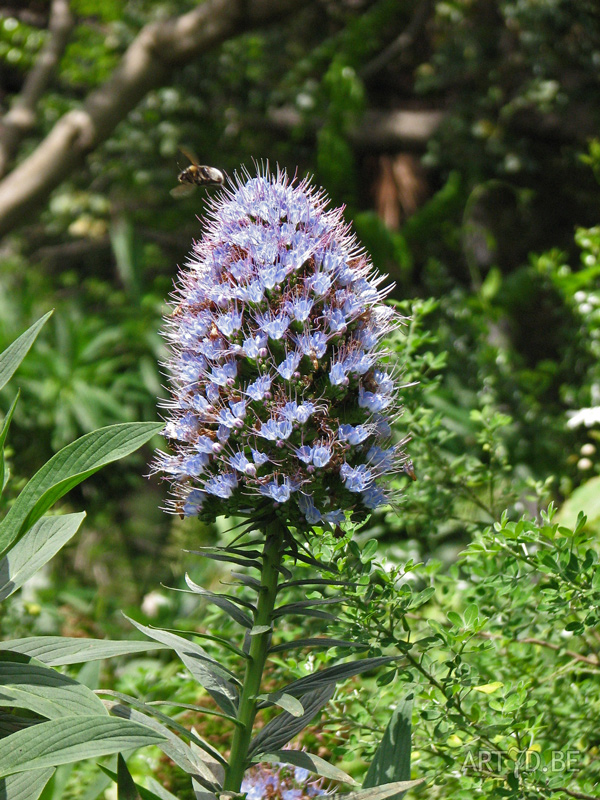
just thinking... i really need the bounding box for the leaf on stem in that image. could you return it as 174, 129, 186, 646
257, 749, 357, 785
0, 312, 52, 393
0, 637, 168, 665
363, 688, 414, 800
248, 685, 335, 757
0, 513, 85, 601
124, 616, 239, 717
0, 421, 163, 555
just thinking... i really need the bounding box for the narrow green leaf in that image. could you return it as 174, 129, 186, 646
99, 691, 231, 760
269, 638, 367, 654
363, 689, 414, 800
185, 551, 261, 571
329, 780, 425, 800
0, 513, 85, 601
184, 576, 253, 628
0, 651, 107, 719
283, 657, 399, 697
1, 637, 168, 665
0, 393, 19, 496
250, 625, 272, 636
281, 579, 359, 589
259, 750, 357, 785
0, 312, 52, 393
273, 598, 346, 617
0, 768, 54, 800
229, 572, 262, 590
100, 766, 175, 800
248, 685, 335, 758
0, 422, 163, 555
117, 754, 140, 800
257, 692, 304, 717
0, 716, 165, 776
107, 703, 221, 786
124, 616, 239, 717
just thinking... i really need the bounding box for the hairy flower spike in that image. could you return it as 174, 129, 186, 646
153, 166, 409, 528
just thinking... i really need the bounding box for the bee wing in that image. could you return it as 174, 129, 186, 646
170, 183, 197, 198
179, 146, 200, 166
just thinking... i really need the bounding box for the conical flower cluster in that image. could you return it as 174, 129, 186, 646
155, 167, 408, 529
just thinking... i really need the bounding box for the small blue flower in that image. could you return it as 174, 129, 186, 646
339, 424, 372, 445
276, 351, 301, 380
328, 308, 347, 333
255, 310, 290, 340
340, 463, 374, 493
358, 387, 392, 413
298, 493, 322, 524
203, 472, 238, 498
195, 435, 220, 454
310, 272, 332, 295
259, 476, 295, 503
242, 333, 268, 359
252, 449, 270, 465
329, 361, 349, 386
215, 307, 243, 337
245, 374, 272, 401
312, 445, 332, 467
229, 451, 256, 475
210, 360, 238, 387
361, 484, 388, 509
286, 296, 314, 322
295, 402, 317, 424
295, 331, 329, 359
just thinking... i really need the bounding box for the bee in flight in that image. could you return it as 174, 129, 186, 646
170, 147, 225, 197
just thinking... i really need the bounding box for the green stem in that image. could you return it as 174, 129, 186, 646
223, 520, 285, 793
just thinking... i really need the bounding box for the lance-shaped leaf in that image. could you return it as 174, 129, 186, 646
269, 638, 367, 654
186, 550, 261, 571
0, 716, 165, 776
0, 421, 163, 555
100, 764, 179, 800
273, 597, 347, 617
258, 750, 356, 785
0, 393, 19, 495
124, 616, 239, 717
281, 579, 359, 589
256, 692, 304, 717
363, 689, 414, 800
116, 753, 140, 800
0, 312, 52, 393
248, 684, 335, 759
327, 780, 425, 800
100, 691, 229, 763
0, 513, 85, 601
1, 636, 168, 665
228, 572, 262, 590
107, 702, 220, 788
282, 656, 399, 698
184, 575, 254, 628
0, 768, 54, 800
0, 651, 107, 719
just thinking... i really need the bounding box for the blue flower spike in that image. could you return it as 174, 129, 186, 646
153, 166, 409, 528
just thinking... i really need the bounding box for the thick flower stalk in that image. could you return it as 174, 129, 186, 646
154, 166, 408, 528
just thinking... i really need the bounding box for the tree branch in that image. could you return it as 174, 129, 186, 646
0, 0, 75, 177
0, 0, 307, 239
